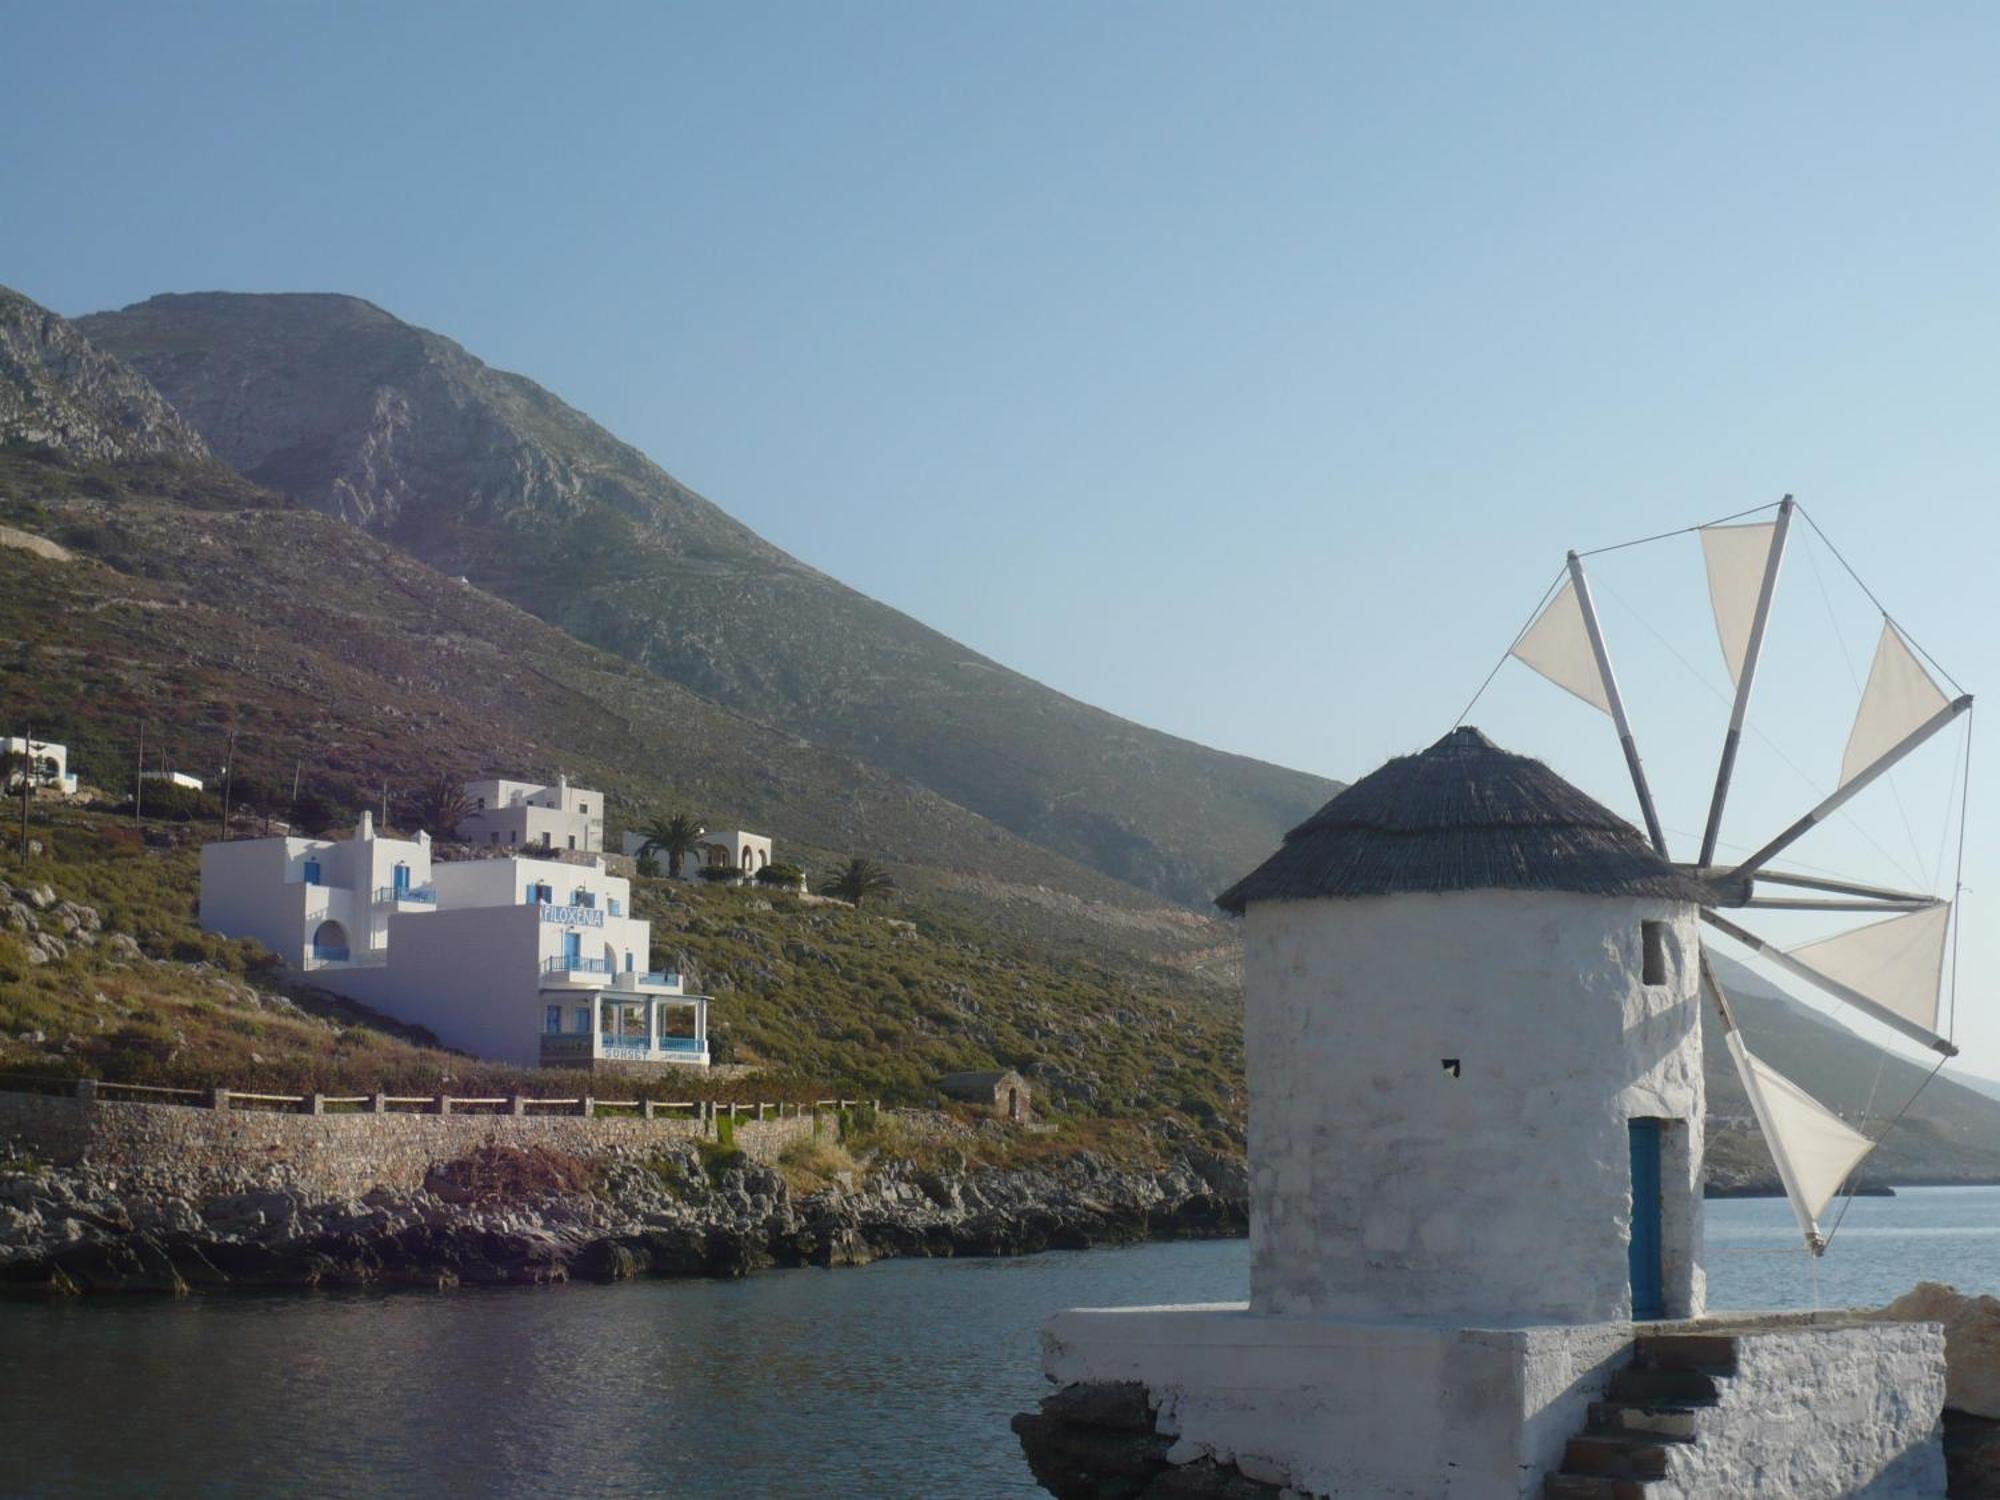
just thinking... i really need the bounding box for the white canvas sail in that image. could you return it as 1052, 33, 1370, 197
1700, 521, 1779, 688
1509, 579, 1611, 714
1788, 903, 1951, 1037
1729, 1036, 1877, 1229
1841, 623, 1949, 788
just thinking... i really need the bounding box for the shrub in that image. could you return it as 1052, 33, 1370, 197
755, 862, 805, 888
697, 865, 740, 884
634, 853, 660, 879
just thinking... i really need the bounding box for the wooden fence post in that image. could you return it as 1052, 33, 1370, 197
371, 1093, 388, 1115
580, 1096, 595, 1119
433, 1093, 452, 1116
303, 1093, 325, 1116
210, 1088, 230, 1111
642, 1099, 657, 1120
508, 1094, 526, 1117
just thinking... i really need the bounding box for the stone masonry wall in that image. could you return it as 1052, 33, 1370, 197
0, 1090, 833, 1201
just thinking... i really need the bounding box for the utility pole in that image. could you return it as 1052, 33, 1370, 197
134, 720, 145, 828
19, 723, 32, 863
380, 781, 389, 831
219, 724, 238, 841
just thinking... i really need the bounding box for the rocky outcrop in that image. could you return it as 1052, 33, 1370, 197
1012, 1382, 1285, 1500
0, 1143, 1246, 1297
0, 286, 211, 462
1883, 1282, 2000, 1421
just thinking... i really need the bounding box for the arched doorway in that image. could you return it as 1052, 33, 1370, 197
311, 919, 349, 962
1007, 1087, 1021, 1121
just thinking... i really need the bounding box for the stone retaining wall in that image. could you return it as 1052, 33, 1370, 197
0, 1090, 833, 1201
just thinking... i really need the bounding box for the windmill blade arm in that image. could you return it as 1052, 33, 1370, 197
1565, 551, 1670, 858
1744, 898, 1936, 912
1702, 910, 1958, 1057
1726, 693, 1973, 882
1745, 870, 1944, 905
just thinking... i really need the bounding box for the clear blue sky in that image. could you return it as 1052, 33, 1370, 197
5, 4, 1995, 1069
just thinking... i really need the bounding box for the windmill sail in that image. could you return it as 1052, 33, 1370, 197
1700, 521, 1780, 688
1509, 579, 1612, 714
1788, 903, 1951, 1038
1842, 623, 1950, 788
1727, 1033, 1877, 1238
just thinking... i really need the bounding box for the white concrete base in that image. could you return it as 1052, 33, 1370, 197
1040, 1305, 1946, 1499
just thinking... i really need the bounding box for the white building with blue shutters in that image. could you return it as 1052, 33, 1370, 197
199, 814, 707, 1070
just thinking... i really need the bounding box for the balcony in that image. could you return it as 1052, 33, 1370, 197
537, 1033, 709, 1067
374, 885, 438, 905
541, 955, 615, 988
609, 970, 682, 993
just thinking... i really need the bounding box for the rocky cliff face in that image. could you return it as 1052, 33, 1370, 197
77, 292, 1335, 907
0, 1141, 1248, 1296
0, 288, 211, 463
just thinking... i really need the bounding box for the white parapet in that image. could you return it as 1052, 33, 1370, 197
1042, 1304, 1629, 1498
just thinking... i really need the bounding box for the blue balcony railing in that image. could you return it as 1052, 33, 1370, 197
657, 1036, 706, 1054
310, 944, 350, 963
637, 971, 681, 988
374, 885, 437, 904
543, 956, 614, 976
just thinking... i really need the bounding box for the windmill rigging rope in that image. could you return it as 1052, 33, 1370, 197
1450, 568, 1565, 730
1801, 529, 1932, 883
1948, 707, 1974, 1042
1572, 499, 1783, 558
1819, 1053, 1951, 1255
1796, 506, 1967, 695
1595, 577, 1929, 891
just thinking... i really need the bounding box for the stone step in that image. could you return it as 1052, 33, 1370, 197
1609, 1365, 1722, 1404
1544, 1475, 1656, 1500
1588, 1400, 1700, 1442
1634, 1333, 1738, 1374
1563, 1434, 1672, 1480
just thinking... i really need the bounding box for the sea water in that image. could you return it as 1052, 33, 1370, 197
5, 1187, 1996, 1499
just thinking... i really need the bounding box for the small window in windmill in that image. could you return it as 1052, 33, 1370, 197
1642, 921, 1670, 986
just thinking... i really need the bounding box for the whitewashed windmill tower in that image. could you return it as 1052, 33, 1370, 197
1214, 725, 1713, 1329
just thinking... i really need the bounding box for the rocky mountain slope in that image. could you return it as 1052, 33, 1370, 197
76, 291, 1336, 906
0, 287, 211, 463
0, 445, 1235, 974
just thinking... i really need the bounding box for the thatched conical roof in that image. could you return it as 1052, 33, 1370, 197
1215, 727, 1709, 913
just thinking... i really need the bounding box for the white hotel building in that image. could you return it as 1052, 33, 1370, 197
199, 812, 708, 1071
456, 775, 603, 853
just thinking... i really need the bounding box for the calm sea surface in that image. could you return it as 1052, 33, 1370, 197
6, 1188, 1998, 1499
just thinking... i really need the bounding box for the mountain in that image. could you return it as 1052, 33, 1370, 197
0, 287, 211, 463
75, 292, 1337, 907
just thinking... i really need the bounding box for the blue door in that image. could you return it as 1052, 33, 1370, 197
302, 860, 321, 886
1629, 1120, 1664, 1319
393, 863, 410, 894
563, 931, 581, 969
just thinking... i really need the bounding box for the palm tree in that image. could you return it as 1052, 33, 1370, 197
820, 857, 896, 907
638, 812, 706, 879
407, 772, 474, 838
0, 748, 29, 796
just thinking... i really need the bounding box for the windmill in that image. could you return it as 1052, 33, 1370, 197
1493, 496, 1974, 1256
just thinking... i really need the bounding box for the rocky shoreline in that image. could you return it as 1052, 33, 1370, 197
0, 1141, 1248, 1296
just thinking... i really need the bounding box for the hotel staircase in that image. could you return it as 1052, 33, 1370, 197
1542, 1333, 1738, 1499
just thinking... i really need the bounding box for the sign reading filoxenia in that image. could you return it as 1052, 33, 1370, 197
539, 905, 605, 928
